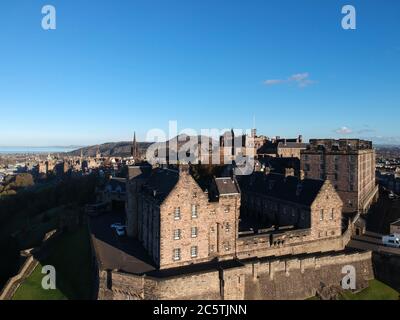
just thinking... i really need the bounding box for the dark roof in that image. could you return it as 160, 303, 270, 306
238, 172, 324, 206
214, 177, 240, 195
391, 219, 400, 226
277, 142, 307, 149
257, 157, 300, 173
128, 165, 152, 180
142, 168, 179, 204
106, 177, 126, 193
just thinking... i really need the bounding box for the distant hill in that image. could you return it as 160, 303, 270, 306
66, 134, 222, 158
67, 141, 153, 157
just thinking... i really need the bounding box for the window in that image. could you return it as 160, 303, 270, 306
320, 209, 324, 221
305, 164, 310, 171
191, 204, 198, 218
224, 242, 231, 251
191, 246, 198, 258
225, 223, 230, 232
210, 245, 215, 253
224, 205, 230, 213
174, 207, 181, 220
210, 227, 215, 233
173, 248, 181, 261
330, 209, 334, 220
191, 227, 198, 238
173, 229, 181, 240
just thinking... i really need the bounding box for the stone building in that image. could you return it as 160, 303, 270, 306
300, 139, 378, 214
91, 162, 375, 300
126, 165, 241, 269
257, 136, 306, 159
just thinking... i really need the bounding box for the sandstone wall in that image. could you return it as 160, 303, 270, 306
98, 250, 373, 300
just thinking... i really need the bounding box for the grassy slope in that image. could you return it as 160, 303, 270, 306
307, 280, 399, 300
340, 279, 399, 300
13, 226, 92, 300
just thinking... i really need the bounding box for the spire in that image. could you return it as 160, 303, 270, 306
96, 146, 101, 159
131, 131, 138, 159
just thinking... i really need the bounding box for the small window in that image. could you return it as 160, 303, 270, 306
173, 248, 181, 261
191, 205, 198, 218
225, 223, 230, 232
210, 227, 215, 233
174, 207, 181, 220
210, 245, 215, 253
224, 206, 230, 213
191, 227, 198, 238
191, 246, 198, 258
224, 242, 231, 251
174, 229, 181, 240
320, 209, 324, 221
330, 209, 334, 220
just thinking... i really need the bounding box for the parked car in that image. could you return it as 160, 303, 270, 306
111, 222, 126, 236
382, 234, 400, 248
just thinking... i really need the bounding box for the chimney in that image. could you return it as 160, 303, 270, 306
284, 168, 294, 177
298, 135, 303, 143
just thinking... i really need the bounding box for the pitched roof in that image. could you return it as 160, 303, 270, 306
238, 172, 324, 206
142, 168, 179, 204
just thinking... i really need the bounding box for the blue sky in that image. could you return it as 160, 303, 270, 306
0, 0, 399, 146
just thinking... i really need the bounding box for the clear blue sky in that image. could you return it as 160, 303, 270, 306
1, 0, 399, 146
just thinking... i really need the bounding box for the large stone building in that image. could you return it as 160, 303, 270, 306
301, 139, 378, 214
89, 163, 374, 300
127, 165, 241, 269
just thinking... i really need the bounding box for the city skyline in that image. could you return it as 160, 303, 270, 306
1, 0, 400, 146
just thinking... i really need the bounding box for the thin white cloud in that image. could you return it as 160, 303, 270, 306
335, 126, 353, 134
264, 72, 315, 88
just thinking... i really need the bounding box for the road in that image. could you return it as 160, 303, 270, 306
347, 231, 400, 256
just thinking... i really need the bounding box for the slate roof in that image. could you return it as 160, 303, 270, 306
142, 168, 180, 204
106, 177, 127, 193
214, 177, 240, 195
391, 219, 400, 227
238, 172, 324, 206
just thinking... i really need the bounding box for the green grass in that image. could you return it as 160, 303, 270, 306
340, 279, 399, 300
12, 263, 66, 300
307, 280, 399, 300
13, 226, 93, 300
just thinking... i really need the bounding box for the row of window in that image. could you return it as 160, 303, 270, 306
174, 227, 198, 240
173, 242, 232, 261
173, 205, 230, 220
319, 209, 335, 221
173, 223, 231, 240
173, 247, 198, 260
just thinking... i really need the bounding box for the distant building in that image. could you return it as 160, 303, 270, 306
257, 135, 306, 159
301, 139, 378, 214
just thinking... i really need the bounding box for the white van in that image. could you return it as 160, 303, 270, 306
382, 234, 400, 248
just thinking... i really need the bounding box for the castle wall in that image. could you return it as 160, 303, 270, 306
97, 250, 373, 300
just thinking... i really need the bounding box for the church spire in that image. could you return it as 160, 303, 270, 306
131, 132, 138, 159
